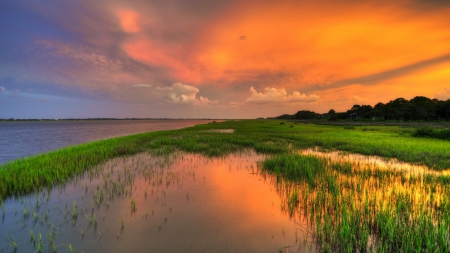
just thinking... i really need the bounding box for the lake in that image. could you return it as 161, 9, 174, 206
0, 120, 212, 164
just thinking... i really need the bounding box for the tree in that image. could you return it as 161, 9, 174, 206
436, 99, 450, 121
294, 110, 318, 119
373, 102, 386, 119
327, 109, 338, 121
409, 96, 435, 120
386, 98, 409, 120
273, 95, 448, 121
346, 104, 373, 119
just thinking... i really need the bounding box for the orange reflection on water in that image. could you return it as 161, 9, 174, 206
61, 151, 317, 252
300, 147, 450, 177
281, 148, 450, 228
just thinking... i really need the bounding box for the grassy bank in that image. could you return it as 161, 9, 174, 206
1, 120, 450, 199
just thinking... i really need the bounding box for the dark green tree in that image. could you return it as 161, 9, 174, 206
327, 109, 338, 121
295, 110, 318, 119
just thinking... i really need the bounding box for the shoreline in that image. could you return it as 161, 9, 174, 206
2, 119, 450, 199
2, 119, 450, 252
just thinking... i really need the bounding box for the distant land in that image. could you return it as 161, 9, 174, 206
0, 118, 217, 121
270, 96, 450, 121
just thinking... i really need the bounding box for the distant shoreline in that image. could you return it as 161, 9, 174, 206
0, 118, 220, 122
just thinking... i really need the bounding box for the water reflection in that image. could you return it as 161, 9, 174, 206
0, 152, 315, 253
261, 148, 450, 251
300, 147, 450, 176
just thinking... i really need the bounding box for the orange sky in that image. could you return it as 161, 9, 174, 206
2, 0, 450, 118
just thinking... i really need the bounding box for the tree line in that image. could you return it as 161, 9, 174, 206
273, 96, 450, 121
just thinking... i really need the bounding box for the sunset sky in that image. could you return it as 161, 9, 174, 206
1, 0, 450, 119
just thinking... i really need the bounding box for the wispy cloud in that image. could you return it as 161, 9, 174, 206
132, 84, 152, 88
353, 96, 366, 102
307, 53, 450, 92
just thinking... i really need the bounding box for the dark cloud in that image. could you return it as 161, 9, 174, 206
307, 53, 450, 92
410, 0, 450, 9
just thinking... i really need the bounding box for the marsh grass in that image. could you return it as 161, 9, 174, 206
2, 120, 450, 251
413, 126, 450, 140
130, 199, 136, 212
2, 119, 450, 199
263, 153, 450, 252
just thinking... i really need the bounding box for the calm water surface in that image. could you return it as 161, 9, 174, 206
0, 152, 315, 253
0, 120, 212, 164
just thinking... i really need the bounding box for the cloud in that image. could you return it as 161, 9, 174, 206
116, 9, 141, 33
156, 83, 216, 106
0, 86, 5, 91
132, 84, 152, 88
3, 0, 450, 118
307, 53, 450, 92
236, 86, 319, 105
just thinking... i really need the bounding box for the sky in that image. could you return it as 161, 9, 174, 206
1, 0, 450, 119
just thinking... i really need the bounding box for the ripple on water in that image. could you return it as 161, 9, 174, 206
0, 151, 316, 253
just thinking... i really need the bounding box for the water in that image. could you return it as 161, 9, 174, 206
1, 141, 443, 252
300, 147, 450, 176
0, 120, 212, 164
0, 152, 315, 253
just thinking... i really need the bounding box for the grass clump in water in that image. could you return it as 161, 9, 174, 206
263, 152, 450, 253
262, 154, 326, 188
130, 199, 136, 212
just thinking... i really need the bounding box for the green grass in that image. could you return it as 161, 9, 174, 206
263, 153, 450, 252
2, 119, 450, 252
1, 120, 450, 199
263, 154, 326, 188
413, 126, 450, 140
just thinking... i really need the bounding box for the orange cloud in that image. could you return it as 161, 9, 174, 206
33, 0, 450, 116
116, 1, 450, 91
193, 1, 450, 89
116, 9, 141, 33
123, 37, 179, 68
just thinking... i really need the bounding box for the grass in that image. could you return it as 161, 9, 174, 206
2, 120, 450, 252
1, 120, 450, 199
130, 199, 136, 212
262, 153, 450, 252
263, 154, 326, 188
413, 126, 450, 140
